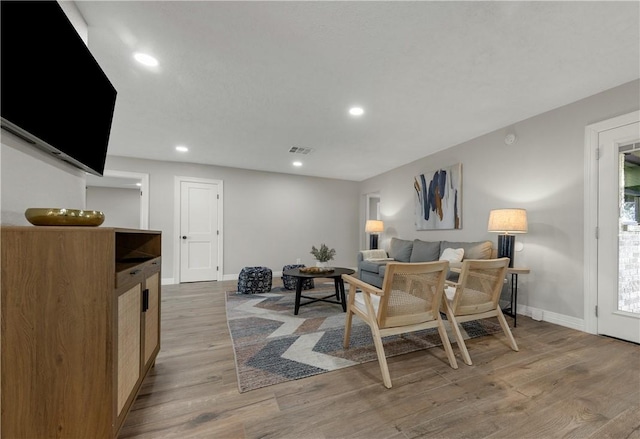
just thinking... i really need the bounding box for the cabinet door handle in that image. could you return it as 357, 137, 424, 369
130, 269, 142, 276
142, 289, 149, 312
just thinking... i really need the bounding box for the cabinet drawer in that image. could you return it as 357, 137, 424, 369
116, 257, 161, 290
145, 257, 161, 275
116, 264, 146, 290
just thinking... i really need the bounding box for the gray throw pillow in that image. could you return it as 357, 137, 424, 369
388, 238, 413, 262
410, 240, 441, 262
440, 241, 493, 259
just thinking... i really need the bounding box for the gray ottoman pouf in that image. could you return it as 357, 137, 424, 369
238, 266, 272, 294
282, 264, 315, 290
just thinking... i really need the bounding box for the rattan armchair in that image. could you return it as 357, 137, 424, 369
442, 257, 518, 366
342, 261, 458, 388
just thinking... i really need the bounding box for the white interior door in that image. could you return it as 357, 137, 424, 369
179, 180, 220, 283
597, 121, 640, 343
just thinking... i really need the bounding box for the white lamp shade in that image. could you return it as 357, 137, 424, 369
365, 220, 384, 233
488, 209, 528, 233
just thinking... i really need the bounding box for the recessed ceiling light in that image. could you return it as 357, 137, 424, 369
293, 161, 302, 167
175, 145, 188, 152
134, 52, 158, 67
349, 106, 364, 116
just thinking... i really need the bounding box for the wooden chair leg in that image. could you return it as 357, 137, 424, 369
343, 283, 358, 348
496, 307, 519, 351
369, 322, 392, 388
444, 304, 473, 366
343, 308, 353, 348
436, 318, 458, 369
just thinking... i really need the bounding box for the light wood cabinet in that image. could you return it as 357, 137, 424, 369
1, 226, 161, 438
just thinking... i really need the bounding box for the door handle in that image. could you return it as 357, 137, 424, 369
182, 236, 187, 240
142, 289, 149, 312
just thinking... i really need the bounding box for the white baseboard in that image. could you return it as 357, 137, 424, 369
161, 277, 176, 285
517, 304, 585, 332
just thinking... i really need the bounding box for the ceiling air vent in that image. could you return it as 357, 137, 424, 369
289, 146, 314, 155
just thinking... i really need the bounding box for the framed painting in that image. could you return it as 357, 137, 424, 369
414, 163, 462, 230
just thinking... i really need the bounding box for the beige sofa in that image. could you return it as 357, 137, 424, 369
357, 237, 495, 288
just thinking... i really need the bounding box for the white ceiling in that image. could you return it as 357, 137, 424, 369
76, 1, 639, 182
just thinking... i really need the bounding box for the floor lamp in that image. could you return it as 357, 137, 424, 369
488, 209, 528, 267
365, 220, 384, 250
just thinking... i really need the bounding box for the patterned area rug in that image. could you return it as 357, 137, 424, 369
225, 286, 502, 393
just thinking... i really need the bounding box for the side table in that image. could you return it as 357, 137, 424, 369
282, 267, 355, 315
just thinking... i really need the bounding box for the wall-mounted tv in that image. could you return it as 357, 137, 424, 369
1, 0, 117, 176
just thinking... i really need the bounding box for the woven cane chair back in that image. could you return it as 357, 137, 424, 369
448, 258, 509, 317
379, 263, 447, 328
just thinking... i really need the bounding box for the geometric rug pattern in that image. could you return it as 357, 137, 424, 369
226, 286, 503, 393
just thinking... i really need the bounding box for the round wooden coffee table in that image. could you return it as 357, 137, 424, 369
282, 267, 355, 315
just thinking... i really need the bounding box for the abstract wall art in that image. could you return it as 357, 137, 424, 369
414, 163, 462, 230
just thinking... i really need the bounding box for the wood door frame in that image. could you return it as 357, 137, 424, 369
583, 110, 639, 334
173, 176, 224, 283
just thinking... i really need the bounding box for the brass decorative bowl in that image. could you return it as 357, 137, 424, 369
25, 208, 105, 227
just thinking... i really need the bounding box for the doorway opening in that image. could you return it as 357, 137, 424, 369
86, 170, 149, 229
365, 192, 381, 250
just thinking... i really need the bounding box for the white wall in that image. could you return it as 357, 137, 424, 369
86, 186, 140, 228
104, 156, 361, 282
1, 135, 86, 225
359, 80, 640, 327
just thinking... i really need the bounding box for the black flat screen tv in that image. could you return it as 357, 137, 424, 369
1, 0, 117, 176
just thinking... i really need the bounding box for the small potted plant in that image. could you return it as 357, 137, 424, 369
310, 244, 336, 268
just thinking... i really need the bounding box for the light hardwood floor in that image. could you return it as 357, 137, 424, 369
119, 280, 640, 439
